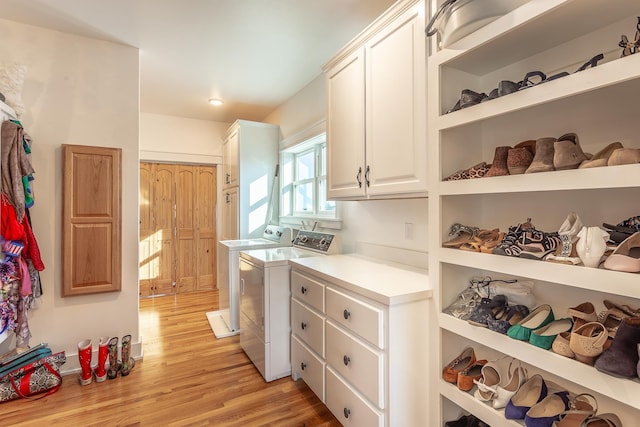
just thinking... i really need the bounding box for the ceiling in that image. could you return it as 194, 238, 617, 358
0, 0, 397, 123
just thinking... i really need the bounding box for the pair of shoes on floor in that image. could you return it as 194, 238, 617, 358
77, 334, 135, 385
107, 334, 136, 380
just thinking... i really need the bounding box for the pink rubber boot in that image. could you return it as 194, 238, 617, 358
77, 339, 93, 385
94, 336, 110, 382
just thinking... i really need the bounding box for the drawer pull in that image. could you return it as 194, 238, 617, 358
301, 286, 307, 294
300, 362, 307, 371
343, 309, 350, 320
343, 355, 350, 366
301, 322, 307, 330
343, 408, 351, 419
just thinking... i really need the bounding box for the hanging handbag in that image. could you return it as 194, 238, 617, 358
0, 349, 65, 402
425, 0, 528, 48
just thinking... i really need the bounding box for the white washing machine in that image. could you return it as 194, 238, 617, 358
210, 225, 292, 338
238, 230, 340, 382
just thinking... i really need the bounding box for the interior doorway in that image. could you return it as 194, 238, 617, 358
139, 162, 217, 297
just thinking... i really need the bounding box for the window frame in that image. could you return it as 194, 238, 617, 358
280, 131, 337, 222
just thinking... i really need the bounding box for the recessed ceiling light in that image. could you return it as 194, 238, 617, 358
208, 98, 224, 106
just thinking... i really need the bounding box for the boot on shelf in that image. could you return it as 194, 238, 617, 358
595, 317, 640, 378
94, 336, 110, 383
77, 339, 93, 385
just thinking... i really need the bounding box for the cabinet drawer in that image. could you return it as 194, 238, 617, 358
291, 298, 325, 357
326, 320, 384, 408
326, 366, 384, 427
291, 335, 325, 402
326, 286, 384, 348
291, 270, 325, 313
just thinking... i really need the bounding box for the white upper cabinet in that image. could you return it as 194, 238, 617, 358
324, 0, 427, 200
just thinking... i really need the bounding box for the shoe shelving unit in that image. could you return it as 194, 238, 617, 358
427, 0, 640, 425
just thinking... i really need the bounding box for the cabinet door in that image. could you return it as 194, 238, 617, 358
62, 144, 122, 296
222, 187, 239, 241
326, 48, 367, 199
223, 129, 239, 189
365, 5, 426, 196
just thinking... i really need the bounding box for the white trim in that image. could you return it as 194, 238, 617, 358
139, 150, 221, 165
280, 120, 326, 151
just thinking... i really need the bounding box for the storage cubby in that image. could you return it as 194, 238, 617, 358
428, 0, 640, 425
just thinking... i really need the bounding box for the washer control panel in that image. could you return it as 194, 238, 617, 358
293, 231, 340, 254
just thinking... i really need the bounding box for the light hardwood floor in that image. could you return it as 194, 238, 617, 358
1, 291, 340, 427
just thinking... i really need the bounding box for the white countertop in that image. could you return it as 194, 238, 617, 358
289, 254, 431, 305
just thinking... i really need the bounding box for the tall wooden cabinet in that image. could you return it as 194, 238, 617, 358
427, 1, 640, 425
323, 0, 427, 200
221, 120, 279, 240
139, 162, 217, 297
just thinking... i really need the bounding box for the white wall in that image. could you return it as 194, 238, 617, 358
264, 75, 429, 261
140, 112, 229, 164
0, 18, 141, 370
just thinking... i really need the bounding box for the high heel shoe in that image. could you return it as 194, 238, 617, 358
569, 322, 608, 365
553, 393, 597, 427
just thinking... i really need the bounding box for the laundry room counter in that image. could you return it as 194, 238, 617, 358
288, 254, 431, 305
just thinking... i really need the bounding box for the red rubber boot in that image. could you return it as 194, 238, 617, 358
94, 336, 110, 382
77, 339, 93, 385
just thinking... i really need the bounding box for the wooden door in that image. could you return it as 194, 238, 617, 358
139, 163, 153, 297
151, 163, 177, 295
139, 162, 217, 296
195, 165, 216, 290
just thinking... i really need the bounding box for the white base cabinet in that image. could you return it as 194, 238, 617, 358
428, 1, 640, 425
290, 255, 430, 426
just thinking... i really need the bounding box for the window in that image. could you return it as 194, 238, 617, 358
281, 133, 336, 219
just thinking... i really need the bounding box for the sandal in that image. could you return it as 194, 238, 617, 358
582, 413, 622, 427
603, 299, 640, 317
443, 223, 479, 248
460, 228, 500, 252
554, 393, 597, 427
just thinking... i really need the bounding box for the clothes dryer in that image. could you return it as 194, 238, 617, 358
211, 225, 292, 338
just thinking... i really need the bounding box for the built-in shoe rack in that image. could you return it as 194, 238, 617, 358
427, 0, 640, 425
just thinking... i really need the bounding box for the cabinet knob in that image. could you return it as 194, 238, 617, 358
343, 355, 350, 366
301, 322, 307, 330
300, 362, 307, 371
343, 309, 350, 320
343, 408, 351, 419
301, 286, 307, 294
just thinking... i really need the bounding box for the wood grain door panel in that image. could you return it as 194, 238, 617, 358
62, 145, 121, 296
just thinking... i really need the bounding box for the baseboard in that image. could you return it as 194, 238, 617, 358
60, 338, 143, 377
